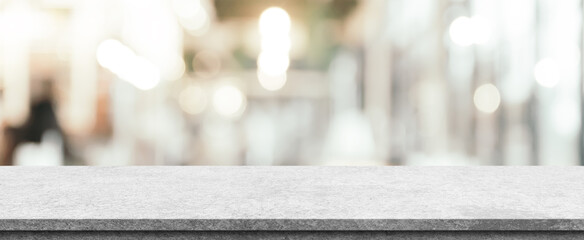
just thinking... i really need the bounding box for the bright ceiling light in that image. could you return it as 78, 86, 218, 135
257, 51, 289, 76
259, 7, 291, 37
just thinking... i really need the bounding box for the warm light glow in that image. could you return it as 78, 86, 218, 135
261, 35, 291, 53
0, 1, 39, 40
96, 39, 160, 90
259, 7, 291, 37
164, 54, 186, 81
449, 16, 473, 46
474, 83, 501, 113
449, 15, 492, 46
172, 0, 209, 36
257, 51, 289, 76
180, 10, 210, 35
257, 7, 291, 91
171, 0, 203, 19
213, 85, 246, 117
123, 56, 161, 90
534, 58, 560, 88
69, 1, 102, 135
179, 85, 207, 115
1, 1, 33, 127
96, 39, 135, 71
471, 16, 491, 45
258, 70, 287, 91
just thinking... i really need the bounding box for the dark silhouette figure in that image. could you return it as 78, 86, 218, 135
2, 80, 71, 165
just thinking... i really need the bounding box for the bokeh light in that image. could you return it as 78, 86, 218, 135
471, 16, 491, 45
473, 83, 501, 113
259, 7, 291, 37
449, 16, 474, 46
163, 54, 186, 81
171, 0, 203, 19
257, 7, 291, 91
534, 58, 560, 88
172, 0, 209, 36
96, 39, 160, 90
212, 84, 246, 117
96, 39, 135, 71
179, 85, 207, 115
449, 15, 492, 46
257, 51, 290, 76
180, 10, 210, 36
261, 35, 291, 53
120, 56, 161, 91
2, 0, 584, 167
257, 70, 287, 91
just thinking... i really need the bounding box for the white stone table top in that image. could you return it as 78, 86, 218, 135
0, 166, 583, 231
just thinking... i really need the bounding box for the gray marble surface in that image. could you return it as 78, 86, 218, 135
3, 231, 584, 239
0, 167, 583, 231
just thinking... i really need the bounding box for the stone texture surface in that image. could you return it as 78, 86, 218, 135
1, 167, 584, 231
2, 231, 584, 240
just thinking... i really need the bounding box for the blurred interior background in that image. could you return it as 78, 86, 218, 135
0, 0, 582, 166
